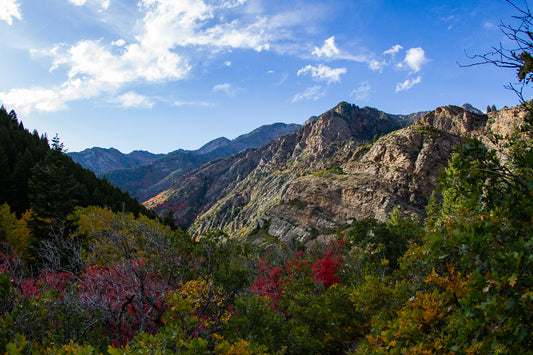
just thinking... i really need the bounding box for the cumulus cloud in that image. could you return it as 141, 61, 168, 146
113, 92, 154, 109
395, 75, 422, 92
213, 83, 242, 97
68, 0, 109, 10
311, 36, 383, 71
397, 47, 428, 73
0, 78, 104, 114
136, 0, 272, 52
291, 85, 324, 103
350, 81, 371, 101
368, 59, 386, 72
2, 0, 280, 113
312, 36, 340, 58
297, 64, 347, 84
111, 39, 126, 47
0, 0, 22, 25
383, 44, 403, 57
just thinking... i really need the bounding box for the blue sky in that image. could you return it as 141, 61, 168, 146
0, 0, 530, 153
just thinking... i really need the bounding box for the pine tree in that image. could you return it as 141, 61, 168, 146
9, 149, 34, 216
27, 142, 81, 270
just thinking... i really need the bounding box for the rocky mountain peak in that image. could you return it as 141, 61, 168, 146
332, 101, 355, 115
291, 102, 404, 159
415, 105, 487, 137
146, 103, 407, 233
461, 103, 484, 115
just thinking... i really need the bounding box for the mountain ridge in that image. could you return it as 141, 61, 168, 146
143, 101, 515, 244
145, 102, 408, 235
88, 122, 302, 201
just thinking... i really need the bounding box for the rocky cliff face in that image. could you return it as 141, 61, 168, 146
145, 102, 406, 236
146, 101, 526, 245
261, 106, 488, 243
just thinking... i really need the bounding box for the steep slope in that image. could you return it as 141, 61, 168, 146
102, 122, 301, 201
0, 107, 153, 218
259, 105, 489, 244
145, 101, 514, 244
102, 150, 212, 202
68, 147, 164, 174
145, 102, 408, 236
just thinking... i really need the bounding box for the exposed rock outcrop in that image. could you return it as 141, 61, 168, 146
145, 103, 409, 238
146, 101, 528, 245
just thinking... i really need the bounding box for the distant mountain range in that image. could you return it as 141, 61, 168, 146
69, 122, 301, 201
68, 148, 165, 174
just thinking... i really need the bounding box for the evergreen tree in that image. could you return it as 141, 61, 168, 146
0, 146, 8, 204
9, 149, 34, 216
27, 142, 82, 270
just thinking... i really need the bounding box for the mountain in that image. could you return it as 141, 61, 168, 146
100, 122, 301, 202
194, 137, 232, 155
144, 101, 519, 244
461, 103, 485, 115
68, 148, 164, 174
145, 102, 410, 236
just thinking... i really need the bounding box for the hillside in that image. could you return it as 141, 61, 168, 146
145, 102, 410, 236
0, 106, 153, 218
145, 101, 516, 243
100, 122, 301, 201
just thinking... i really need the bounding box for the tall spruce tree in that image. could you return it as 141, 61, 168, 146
27, 135, 81, 270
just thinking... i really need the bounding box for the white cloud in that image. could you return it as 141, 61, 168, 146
311, 36, 387, 72
368, 59, 386, 72
213, 83, 241, 97
291, 85, 324, 103
113, 92, 154, 109
297, 64, 347, 84
2, 0, 279, 113
136, 0, 272, 52
224, 61, 232, 66
68, 0, 109, 9
0, 78, 104, 114
395, 75, 422, 92
0, 0, 22, 25
350, 81, 371, 101
312, 36, 340, 58
397, 47, 429, 73
383, 44, 403, 57
111, 39, 125, 47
